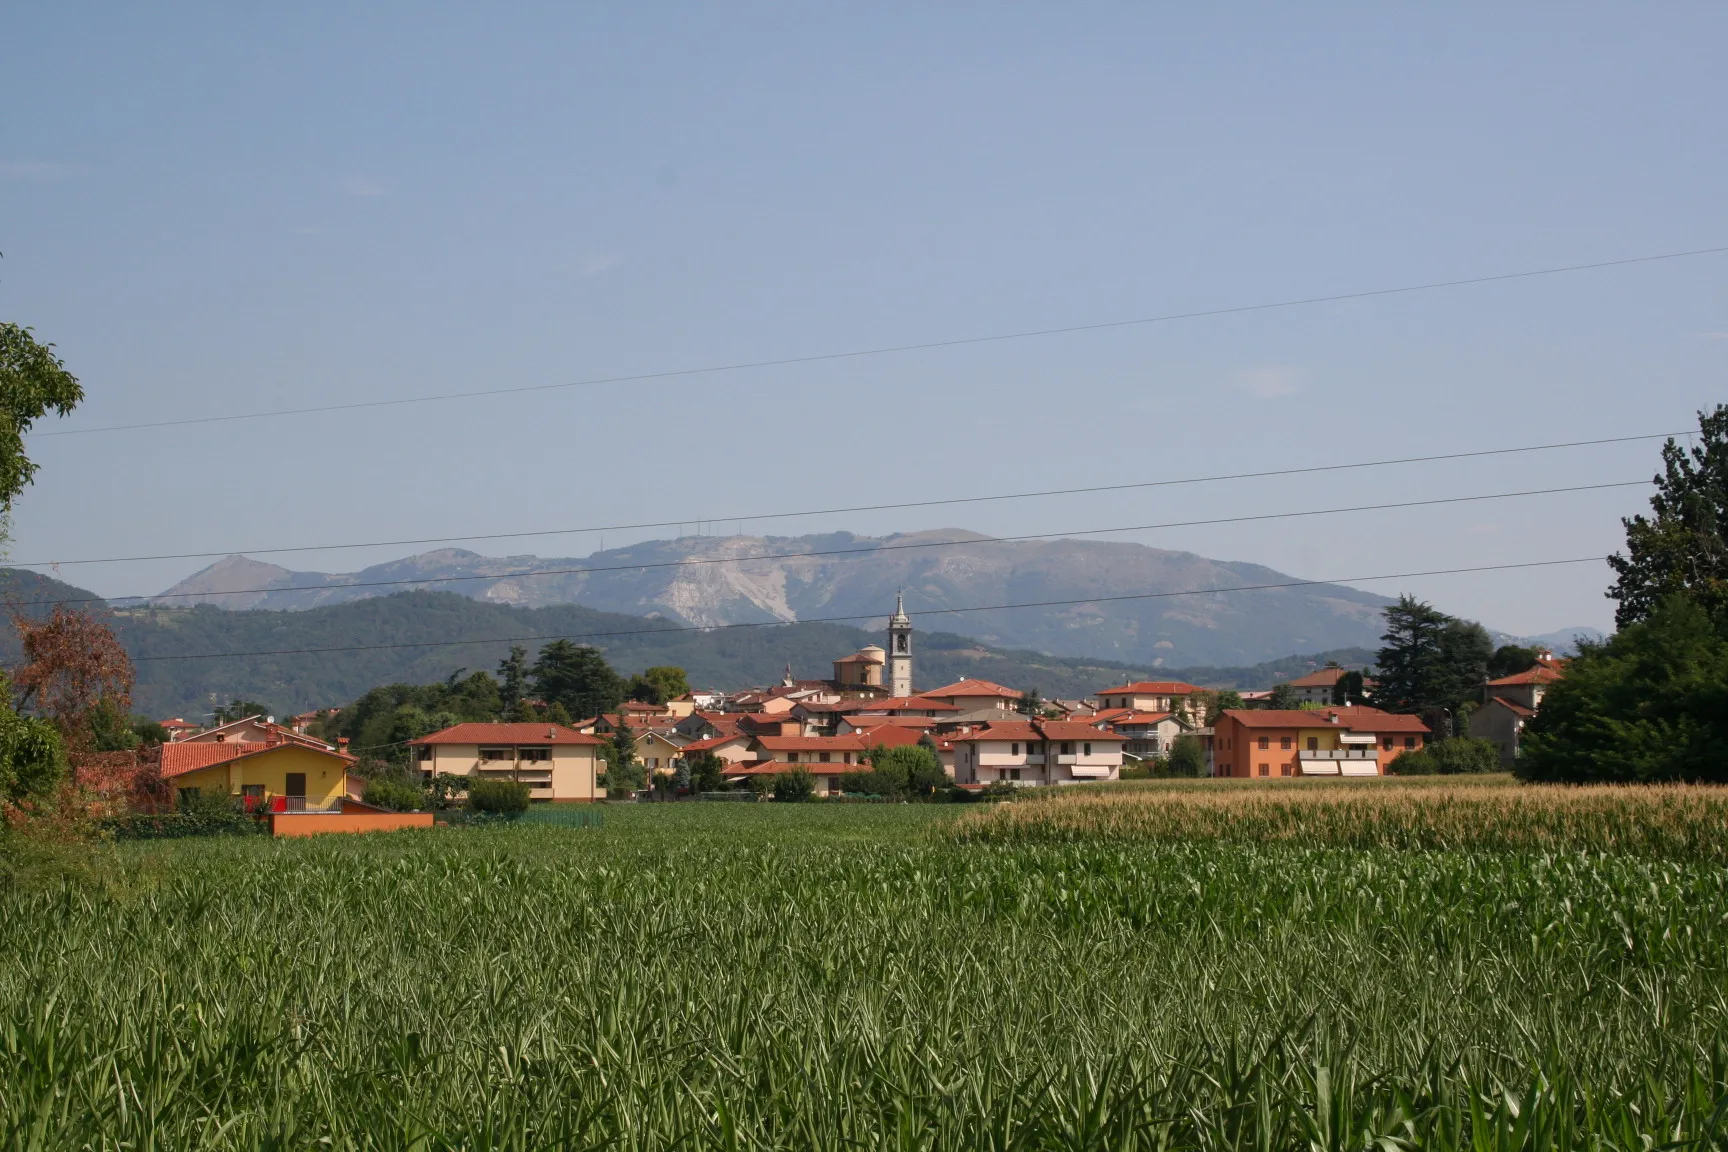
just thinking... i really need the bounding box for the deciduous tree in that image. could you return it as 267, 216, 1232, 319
0, 322, 84, 509
11, 607, 134, 753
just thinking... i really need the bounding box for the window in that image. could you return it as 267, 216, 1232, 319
1258, 736, 1269, 750
818, 751, 832, 763
1061, 742, 1073, 755
1083, 743, 1092, 756
843, 753, 852, 764
479, 747, 512, 762
416, 746, 432, 762
1405, 736, 1417, 749
1011, 742, 1019, 755
1280, 765, 1291, 777
1258, 764, 1269, 776
1280, 736, 1292, 750
177, 787, 200, 803
1383, 737, 1394, 750
1008, 768, 1021, 781
829, 777, 841, 791
241, 784, 264, 798
1306, 737, 1318, 751
787, 752, 799, 763
519, 747, 551, 762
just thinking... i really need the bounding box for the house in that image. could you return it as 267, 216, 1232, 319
920, 679, 1024, 723
183, 714, 334, 750
1210, 707, 1428, 778
1280, 667, 1375, 706
1093, 681, 1205, 723
951, 720, 1127, 786
289, 708, 336, 735
1091, 710, 1186, 760
1469, 659, 1565, 767
677, 731, 757, 765
163, 736, 356, 812
636, 729, 687, 777
159, 718, 201, 741
720, 760, 870, 797
408, 722, 606, 801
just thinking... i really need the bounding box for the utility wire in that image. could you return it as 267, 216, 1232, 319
31, 245, 1728, 439
130, 555, 1608, 663
11, 430, 1681, 568
12, 480, 1649, 609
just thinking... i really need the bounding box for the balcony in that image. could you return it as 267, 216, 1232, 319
1298, 749, 1380, 777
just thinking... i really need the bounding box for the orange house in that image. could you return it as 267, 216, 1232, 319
1211, 706, 1428, 778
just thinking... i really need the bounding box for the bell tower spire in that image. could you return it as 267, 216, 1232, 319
887, 592, 913, 697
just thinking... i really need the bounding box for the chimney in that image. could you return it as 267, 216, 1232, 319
337, 737, 350, 751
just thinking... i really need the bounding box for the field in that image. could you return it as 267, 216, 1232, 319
2, 787, 1727, 1149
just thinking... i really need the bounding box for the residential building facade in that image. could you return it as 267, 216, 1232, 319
951, 720, 1127, 786
408, 722, 606, 801
1210, 707, 1428, 777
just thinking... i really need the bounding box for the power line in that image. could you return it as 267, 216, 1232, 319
13, 480, 1648, 609
31, 245, 1728, 439
11, 430, 1681, 568
129, 555, 1608, 663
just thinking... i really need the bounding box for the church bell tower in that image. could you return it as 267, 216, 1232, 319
887, 592, 913, 698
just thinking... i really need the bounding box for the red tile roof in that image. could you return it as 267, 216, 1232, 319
1284, 668, 1350, 688
1094, 681, 1202, 696
754, 735, 870, 752
949, 720, 1128, 743
923, 679, 1023, 700
840, 696, 961, 713
1098, 710, 1176, 726
1483, 697, 1536, 718
161, 739, 355, 779
680, 733, 752, 752
407, 723, 604, 746
1486, 665, 1565, 687
1220, 707, 1429, 734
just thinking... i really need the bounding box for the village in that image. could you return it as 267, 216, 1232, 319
149, 593, 1566, 811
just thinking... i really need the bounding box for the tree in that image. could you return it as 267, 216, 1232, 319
601, 718, 643, 795
497, 646, 530, 721
1487, 644, 1542, 681
625, 666, 690, 706
855, 744, 947, 799
0, 671, 65, 807
530, 641, 625, 721
1206, 689, 1244, 723
1518, 594, 1728, 783
212, 698, 273, 725
1167, 734, 1207, 777
1608, 405, 1728, 628
1370, 598, 1489, 734
1266, 683, 1301, 710
1017, 687, 1045, 718
11, 607, 136, 753
687, 750, 726, 793
1329, 671, 1367, 706
0, 322, 84, 509
772, 767, 815, 802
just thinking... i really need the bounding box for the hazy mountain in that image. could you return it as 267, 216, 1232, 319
152, 529, 1397, 667
1, 568, 1379, 718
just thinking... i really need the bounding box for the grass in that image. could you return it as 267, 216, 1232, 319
1, 799, 1726, 1148
953, 775, 1728, 862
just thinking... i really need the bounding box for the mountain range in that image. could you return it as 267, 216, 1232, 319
0, 568, 1375, 719
150, 529, 1404, 668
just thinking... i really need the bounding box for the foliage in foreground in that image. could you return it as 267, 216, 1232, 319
1385, 735, 1500, 775
465, 777, 529, 815
951, 776, 1728, 862
0, 807, 1725, 1148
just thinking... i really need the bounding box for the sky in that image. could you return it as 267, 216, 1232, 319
2, 3, 1725, 641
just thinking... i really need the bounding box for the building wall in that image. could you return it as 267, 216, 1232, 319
954, 738, 1122, 785
1468, 703, 1523, 767
420, 743, 602, 801
1210, 715, 1422, 778
172, 745, 350, 808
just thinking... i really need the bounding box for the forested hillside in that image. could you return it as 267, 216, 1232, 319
0, 569, 1372, 718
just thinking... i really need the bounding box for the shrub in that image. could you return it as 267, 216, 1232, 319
466, 779, 530, 816
1390, 737, 1501, 776
1166, 736, 1207, 777
772, 768, 815, 803
363, 778, 427, 812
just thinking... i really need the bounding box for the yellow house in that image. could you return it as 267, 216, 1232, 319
163, 739, 355, 810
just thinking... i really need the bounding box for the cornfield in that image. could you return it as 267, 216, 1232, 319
2, 800, 1727, 1149
953, 776, 1728, 862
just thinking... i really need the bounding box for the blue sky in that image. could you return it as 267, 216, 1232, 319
3, 3, 1724, 638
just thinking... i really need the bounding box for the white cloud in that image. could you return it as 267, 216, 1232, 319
340, 176, 388, 197
1234, 366, 1307, 398
1, 161, 76, 181
579, 252, 624, 277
